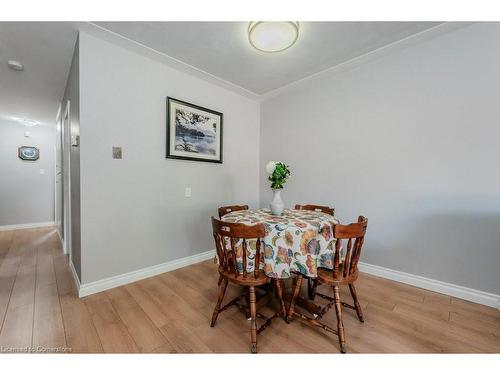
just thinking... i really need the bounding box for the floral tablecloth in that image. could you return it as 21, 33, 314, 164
221, 208, 339, 279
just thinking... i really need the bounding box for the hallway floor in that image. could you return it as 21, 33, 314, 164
0, 227, 499, 353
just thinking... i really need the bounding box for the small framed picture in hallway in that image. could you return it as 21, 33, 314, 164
166, 97, 223, 163
18, 146, 40, 161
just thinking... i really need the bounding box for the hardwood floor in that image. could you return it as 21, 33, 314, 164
0, 227, 499, 353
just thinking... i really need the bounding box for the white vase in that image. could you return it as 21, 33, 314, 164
270, 189, 285, 216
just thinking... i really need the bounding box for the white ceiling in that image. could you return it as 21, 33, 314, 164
95, 22, 442, 94
0, 22, 78, 127
0, 21, 443, 128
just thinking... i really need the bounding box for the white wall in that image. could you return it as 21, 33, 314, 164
260, 23, 500, 294
0, 119, 55, 226
78, 32, 260, 284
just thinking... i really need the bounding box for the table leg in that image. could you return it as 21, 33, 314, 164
283, 276, 322, 316
238, 277, 322, 319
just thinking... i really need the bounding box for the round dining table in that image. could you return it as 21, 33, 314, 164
221, 208, 339, 279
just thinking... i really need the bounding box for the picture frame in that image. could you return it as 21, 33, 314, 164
166, 97, 223, 163
18, 146, 40, 161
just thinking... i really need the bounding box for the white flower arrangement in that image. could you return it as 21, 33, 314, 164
265, 161, 277, 174
265, 160, 291, 189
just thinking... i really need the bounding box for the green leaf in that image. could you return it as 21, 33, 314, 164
268, 162, 291, 189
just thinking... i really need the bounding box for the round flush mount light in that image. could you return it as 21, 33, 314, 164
11, 116, 41, 127
248, 22, 299, 53
7, 60, 24, 71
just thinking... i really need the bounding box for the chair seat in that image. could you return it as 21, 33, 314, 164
317, 266, 358, 285
219, 267, 269, 286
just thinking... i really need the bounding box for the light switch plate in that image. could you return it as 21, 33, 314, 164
39, 169, 45, 175
112, 146, 122, 159
185, 187, 192, 197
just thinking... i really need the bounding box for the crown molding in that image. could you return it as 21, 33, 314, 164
73, 22, 261, 101
259, 22, 475, 101
71, 22, 474, 103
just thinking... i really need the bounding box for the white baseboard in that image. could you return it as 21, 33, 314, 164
0, 221, 55, 231
358, 262, 500, 310
78, 249, 216, 298
55, 228, 80, 293
55, 228, 66, 253
69, 259, 81, 292
67, 246, 500, 309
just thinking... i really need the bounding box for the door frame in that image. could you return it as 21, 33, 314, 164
54, 103, 62, 238
62, 100, 72, 256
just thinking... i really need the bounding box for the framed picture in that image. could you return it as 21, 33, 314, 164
18, 146, 40, 161
166, 97, 223, 163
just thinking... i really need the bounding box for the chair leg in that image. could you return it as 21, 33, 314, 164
333, 285, 346, 353
308, 278, 319, 300
274, 279, 286, 317
210, 277, 228, 327
349, 283, 364, 323
245, 289, 251, 319
249, 286, 258, 353
217, 275, 223, 286
286, 274, 303, 323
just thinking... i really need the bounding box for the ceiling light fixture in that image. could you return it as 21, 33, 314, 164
11, 116, 41, 127
7, 60, 24, 71
248, 22, 299, 53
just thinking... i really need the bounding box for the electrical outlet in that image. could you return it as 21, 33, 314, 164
185, 187, 192, 197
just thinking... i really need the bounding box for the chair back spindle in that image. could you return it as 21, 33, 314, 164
242, 240, 248, 277
254, 239, 260, 278
230, 238, 238, 277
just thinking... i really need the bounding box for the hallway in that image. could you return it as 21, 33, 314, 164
0, 227, 76, 352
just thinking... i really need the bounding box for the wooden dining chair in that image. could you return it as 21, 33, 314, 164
216, 205, 249, 286
294, 204, 334, 216
294, 204, 335, 300
211, 217, 286, 353
218, 205, 249, 219
286, 216, 368, 353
